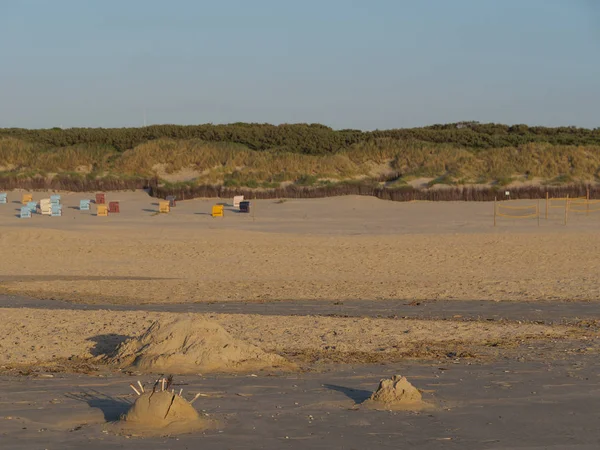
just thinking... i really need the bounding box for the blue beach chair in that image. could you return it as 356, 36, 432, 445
20, 206, 31, 218
27, 201, 37, 213
0, 193, 7, 204
50, 194, 61, 205
79, 199, 91, 211
51, 204, 62, 217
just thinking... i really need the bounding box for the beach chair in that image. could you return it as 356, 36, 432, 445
108, 201, 120, 213
79, 199, 91, 211
20, 206, 31, 219
211, 204, 224, 217
51, 204, 62, 217
239, 201, 250, 213
40, 198, 52, 215
95, 193, 106, 204
97, 204, 108, 216
233, 195, 244, 208
50, 194, 61, 205
0, 193, 7, 204
166, 195, 176, 207
21, 193, 33, 204
159, 201, 170, 213
27, 201, 37, 213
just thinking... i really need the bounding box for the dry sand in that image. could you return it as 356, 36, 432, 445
0, 191, 599, 304
0, 190, 598, 446
0, 307, 579, 369
111, 316, 290, 374
0, 190, 597, 370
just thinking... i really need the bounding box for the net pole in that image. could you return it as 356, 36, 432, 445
565, 194, 569, 226
587, 189, 590, 216
494, 196, 497, 227
537, 198, 540, 227
545, 192, 549, 219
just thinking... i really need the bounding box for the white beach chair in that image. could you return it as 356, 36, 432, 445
233, 195, 244, 208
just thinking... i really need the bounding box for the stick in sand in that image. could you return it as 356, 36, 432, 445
152, 375, 164, 393
137, 380, 145, 393
179, 388, 183, 397
130, 384, 141, 396
190, 393, 202, 404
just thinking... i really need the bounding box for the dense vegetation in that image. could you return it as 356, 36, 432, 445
1, 122, 600, 195
1, 122, 600, 154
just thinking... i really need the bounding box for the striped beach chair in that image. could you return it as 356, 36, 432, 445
108, 201, 120, 213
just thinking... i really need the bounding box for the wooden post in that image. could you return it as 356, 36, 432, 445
494, 196, 497, 227
545, 192, 549, 219
537, 198, 540, 227
564, 194, 569, 226
587, 198, 590, 216
587, 187, 590, 200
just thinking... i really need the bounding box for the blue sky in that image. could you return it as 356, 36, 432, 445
0, 0, 598, 129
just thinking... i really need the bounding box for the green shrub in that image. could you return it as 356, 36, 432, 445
295, 175, 318, 186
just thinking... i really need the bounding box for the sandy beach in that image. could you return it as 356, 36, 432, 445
1, 190, 600, 447
0, 307, 579, 368
1, 191, 599, 305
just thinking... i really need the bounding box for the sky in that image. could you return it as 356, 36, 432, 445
0, 0, 598, 130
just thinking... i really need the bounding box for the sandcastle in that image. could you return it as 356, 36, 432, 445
110, 316, 290, 374
114, 376, 210, 436
363, 375, 428, 411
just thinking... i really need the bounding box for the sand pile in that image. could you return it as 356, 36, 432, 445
115, 391, 208, 436
363, 375, 428, 411
110, 316, 289, 374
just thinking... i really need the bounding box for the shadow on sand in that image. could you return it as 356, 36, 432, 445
323, 384, 372, 404
0, 275, 176, 282
65, 390, 132, 422
87, 333, 131, 357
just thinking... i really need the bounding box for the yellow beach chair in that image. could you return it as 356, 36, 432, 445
211, 205, 224, 217
159, 201, 170, 213
21, 194, 33, 205
97, 204, 108, 216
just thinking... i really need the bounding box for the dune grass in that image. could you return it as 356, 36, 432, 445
2, 134, 600, 189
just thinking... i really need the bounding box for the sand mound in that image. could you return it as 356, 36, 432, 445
115, 391, 209, 436
110, 316, 290, 374
363, 375, 428, 411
